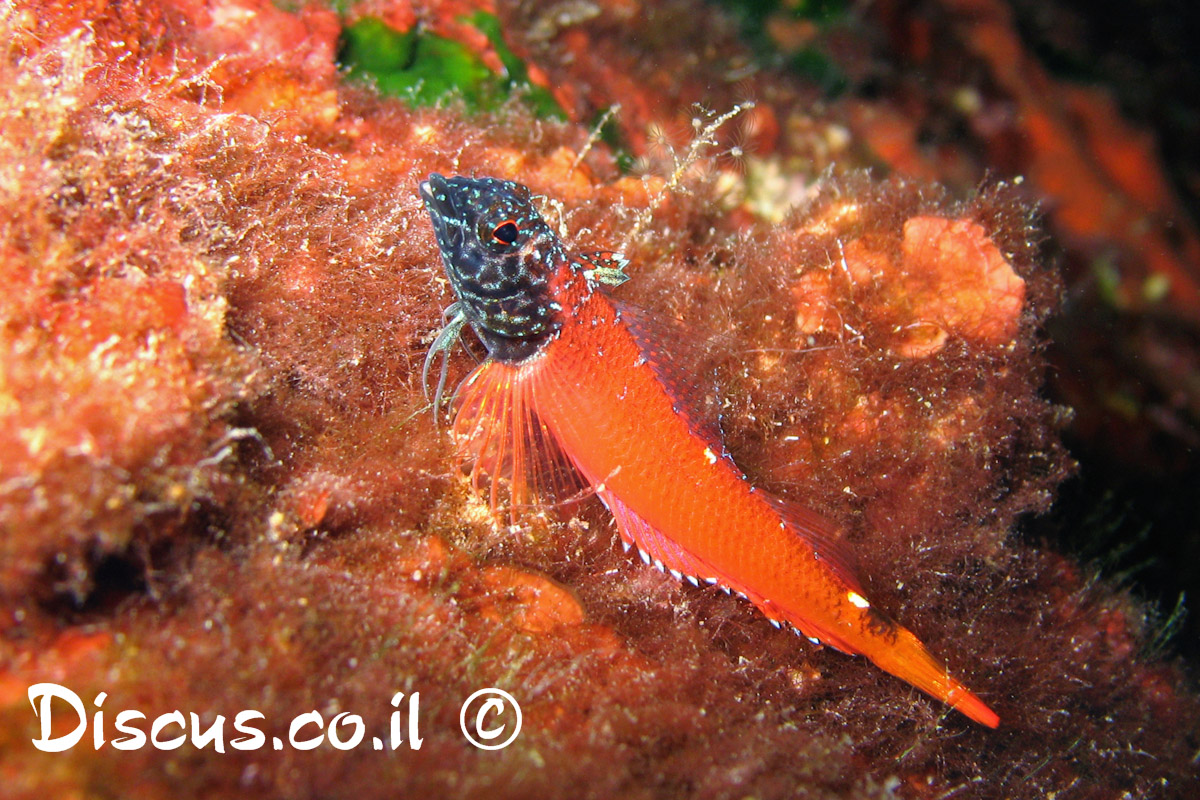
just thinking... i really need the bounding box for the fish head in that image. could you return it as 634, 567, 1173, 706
420, 174, 565, 360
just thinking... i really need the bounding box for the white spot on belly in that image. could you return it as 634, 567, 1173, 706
847, 591, 870, 609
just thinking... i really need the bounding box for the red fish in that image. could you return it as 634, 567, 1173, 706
419, 174, 1000, 728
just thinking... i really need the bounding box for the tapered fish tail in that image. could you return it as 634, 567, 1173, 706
725, 490, 1000, 727
865, 623, 1000, 728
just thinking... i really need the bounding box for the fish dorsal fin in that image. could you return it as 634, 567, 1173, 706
451, 359, 588, 520
577, 251, 630, 287
759, 491, 866, 597
754, 494, 869, 655
610, 299, 727, 455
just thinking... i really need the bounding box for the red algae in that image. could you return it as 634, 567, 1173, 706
820, 214, 1028, 359
479, 565, 587, 634
1, 1, 1198, 799
0, 13, 253, 609
855, 0, 1200, 533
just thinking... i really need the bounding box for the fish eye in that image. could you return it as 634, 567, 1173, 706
491, 220, 520, 245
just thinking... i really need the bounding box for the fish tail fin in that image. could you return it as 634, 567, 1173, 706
866, 622, 1000, 728
452, 360, 586, 519
760, 492, 999, 727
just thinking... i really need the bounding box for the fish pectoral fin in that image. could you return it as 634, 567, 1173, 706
598, 487, 724, 589
452, 360, 589, 519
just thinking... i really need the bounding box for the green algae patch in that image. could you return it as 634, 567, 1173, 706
466, 11, 563, 120
710, 0, 850, 96
339, 14, 564, 118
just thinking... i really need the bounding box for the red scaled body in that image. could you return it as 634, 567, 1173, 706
422, 174, 1000, 728
455, 260, 999, 729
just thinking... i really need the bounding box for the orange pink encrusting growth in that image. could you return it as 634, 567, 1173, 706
420, 174, 1001, 728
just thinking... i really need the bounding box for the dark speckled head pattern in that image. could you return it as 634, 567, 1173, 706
420, 174, 566, 361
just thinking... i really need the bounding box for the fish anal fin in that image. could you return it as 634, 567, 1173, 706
452, 360, 587, 520
754, 597, 861, 655
598, 487, 724, 588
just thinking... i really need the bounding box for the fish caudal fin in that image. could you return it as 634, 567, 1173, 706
760, 492, 1000, 727
865, 623, 1000, 728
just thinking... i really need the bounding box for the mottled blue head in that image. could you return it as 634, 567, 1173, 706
420, 174, 566, 361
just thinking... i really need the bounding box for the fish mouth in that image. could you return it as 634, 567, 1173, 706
420, 173, 463, 252
419, 173, 453, 217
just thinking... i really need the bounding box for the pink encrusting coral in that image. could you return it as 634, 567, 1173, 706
887, 216, 1026, 357
1, 1, 1198, 799
791, 212, 1027, 359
